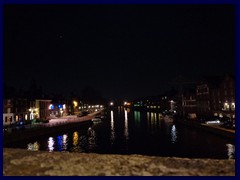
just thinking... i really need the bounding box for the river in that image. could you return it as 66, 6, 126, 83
5, 107, 235, 159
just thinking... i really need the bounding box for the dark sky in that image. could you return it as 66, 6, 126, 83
4, 5, 235, 100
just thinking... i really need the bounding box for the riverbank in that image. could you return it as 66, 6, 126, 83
3, 148, 235, 176
175, 118, 235, 139
3, 109, 106, 145
3, 113, 97, 145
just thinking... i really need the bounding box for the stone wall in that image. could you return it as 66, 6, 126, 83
3, 148, 235, 176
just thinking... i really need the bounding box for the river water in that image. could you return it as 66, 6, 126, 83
6, 107, 235, 159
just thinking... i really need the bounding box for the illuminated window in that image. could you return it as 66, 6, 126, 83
224, 102, 230, 110
8, 117, 12, 123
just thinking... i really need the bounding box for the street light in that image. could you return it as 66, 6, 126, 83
73, 101, 78, 108
110, 102, 114, 106
29, 107, 39, 120
60, 108, 63, 116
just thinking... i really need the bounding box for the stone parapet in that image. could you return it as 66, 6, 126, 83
3, 148, 235, 176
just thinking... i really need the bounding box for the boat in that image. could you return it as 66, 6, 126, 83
91, 118, 102, 123
95, 115, 106, 119
205, 120, 223, 125
163, 115, 174, 123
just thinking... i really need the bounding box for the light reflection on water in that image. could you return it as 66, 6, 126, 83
134, 111, 141, 129
27, 141, 40, 151
171, 125, 177, 144
88, 127, 97, 150
21, 109, 235, 159
48, 137, 54, 152
62, 134, 68, 151
57, 135, 63, 151
226, 144, 235, 159
73, 132, 78, 146
79, 135, 88, 152
110, 110, 115, 144
124, 109, 129, 140
72, 131, 80, 152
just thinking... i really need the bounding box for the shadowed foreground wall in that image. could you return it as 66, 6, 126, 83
3, 148, 235, 176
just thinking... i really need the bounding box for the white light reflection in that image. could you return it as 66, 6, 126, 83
124, 109, 129, 140
170, 125, 178, 144
226, 144, 235, 159
62, 134, 68, 151
110, 110, 115, 144
48, 137, 55, 152
88, 127, 97, 150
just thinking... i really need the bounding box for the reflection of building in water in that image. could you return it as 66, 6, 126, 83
88, 127, 97, 150
151, 112, 157, 126
147, 112, 150, 127
170, 125, 178, 143
118, 106, 122, 114
147, 112, 158, 128
62, 134, 68, 151
151, 112, 157, 121
134, 111, 141, 129
48, 137, 55, 152
124, 109, 129, 140
158, 113, 164, 120
134, 111, 140, 121
88, 127, 95, 136
226, 144, 235, 159
79, 135, 88, 152
110, 110, 115, 144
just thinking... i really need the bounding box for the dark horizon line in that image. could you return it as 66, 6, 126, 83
4, 72, 235, 101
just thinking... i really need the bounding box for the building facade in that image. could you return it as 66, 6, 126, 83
3, 98, 29, 125
196, 75, 235, 119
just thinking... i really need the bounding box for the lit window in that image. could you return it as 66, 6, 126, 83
231, 103, 235, 110
224, 102, 230, 110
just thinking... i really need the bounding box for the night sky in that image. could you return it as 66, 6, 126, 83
4, 5, 235, 100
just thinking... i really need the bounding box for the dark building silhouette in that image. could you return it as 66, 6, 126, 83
196, 74, 235, 119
